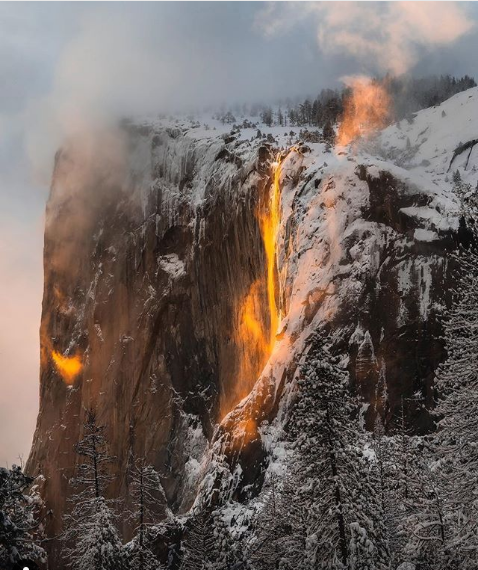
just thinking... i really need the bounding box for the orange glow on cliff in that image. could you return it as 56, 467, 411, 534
51, 351, 82, 385
260, 158, 281, 350
221, 159, 283, 421
337, 77, 391, 146
222, 280, 269, 418
241, 281, 267, 351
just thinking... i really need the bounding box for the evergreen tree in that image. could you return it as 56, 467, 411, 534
0, 465, 46, 568
181, 509, 220, 570
323, 121, 336, 147
261, 108, 273, 127
383, 400, 415, 567
277, 108, 284, 127
211, 511, 246, 570
127, 458, 167, 570
249, 472, 310, 569
431, 245, 478, 568
287, 339, 390, 569
62, 409, 126, 570
401, 444, 449, 569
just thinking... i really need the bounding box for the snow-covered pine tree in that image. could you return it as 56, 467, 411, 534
376, 399, 415, 568
210, 510, 246, 570
323, 121, 335, 149
431, 245, 478, 568
62, 408, 126, 570
453, 167, 478, 229
0, 465, 46, 567
180, 509, 219, 570
248, 475, 283, 569
127, 458, 168, 570
371, 415, 396, 556
249, 471, 310, 569
400, 441, 449, 569
288, 338, 390, 569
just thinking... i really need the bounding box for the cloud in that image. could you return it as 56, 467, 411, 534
22, 3, 289, 181
256, 1, 475, 76
24, 2, 476, 183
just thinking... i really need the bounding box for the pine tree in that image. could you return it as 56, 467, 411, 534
0, 465, 46, 567
453, 170, 478, 225
127, 458, 168, 570
431, 246, 478, 568
249, 472, 310, 569
400, 443, 449, 569
62, 408, 126, 570
382, 400, 414, 567
278, 108, 284, 127
288, 339, 390, 569
181, 509, 219, 570
261, 108, 273, 127
210, 511, 246, 570
323, 121, 336, 146
248, 475, 283, 569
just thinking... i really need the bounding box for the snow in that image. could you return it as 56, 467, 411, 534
414, 228, 438, 242
158, 253, 186, 280
379, 86, 478, 194
400, 205, 458, 233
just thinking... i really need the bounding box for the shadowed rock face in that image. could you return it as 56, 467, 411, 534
27, 127, 462, 567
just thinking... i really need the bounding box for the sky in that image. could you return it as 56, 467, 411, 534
1, 1, 478, 466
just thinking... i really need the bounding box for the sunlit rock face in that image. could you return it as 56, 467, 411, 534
27, 90, 473, 567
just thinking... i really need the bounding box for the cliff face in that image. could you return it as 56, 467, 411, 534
27, 127, 274, 558
27, 89, 476, 567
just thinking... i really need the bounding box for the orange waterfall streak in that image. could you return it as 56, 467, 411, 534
260, 158, 281, 350
220, 157, 283, 421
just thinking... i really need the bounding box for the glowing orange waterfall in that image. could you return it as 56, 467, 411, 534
260, 157, 281, 350
221, 157, 283, 420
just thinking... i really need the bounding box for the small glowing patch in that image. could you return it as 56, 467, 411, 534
51, 351, 82, 385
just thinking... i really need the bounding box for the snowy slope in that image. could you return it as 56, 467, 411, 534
378, 86, 478, 190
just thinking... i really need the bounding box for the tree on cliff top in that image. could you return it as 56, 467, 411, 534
62, 408, 126, 570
